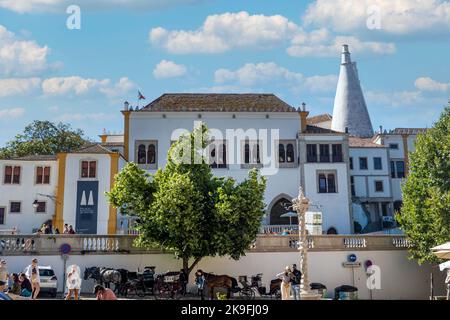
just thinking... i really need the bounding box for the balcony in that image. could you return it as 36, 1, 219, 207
0, 234, 412, 256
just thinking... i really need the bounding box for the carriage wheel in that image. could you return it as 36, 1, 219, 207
239, 288, 253, 300
272, 288, 281, 300
123, 284, 138, 298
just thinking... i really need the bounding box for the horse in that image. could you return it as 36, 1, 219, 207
83, 267, 122, 293
202, 272, 239, 300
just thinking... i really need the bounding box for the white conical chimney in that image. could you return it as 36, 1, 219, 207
331, 45, 374, 137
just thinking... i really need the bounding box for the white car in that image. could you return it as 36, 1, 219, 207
24, 265, 58, 297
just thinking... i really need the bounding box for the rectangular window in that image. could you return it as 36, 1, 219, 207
35, 201, 46, 213
319, 144, 330, 163
349, 157, 353, 170
0, 207, 5, 224
306, 144, 317, 163
332, 144, 343, 162
4, 166, 21, 184
209, 140, 227, 169
318, 172, 337, 193
350, 176, 355, 196
390, 161, 396, 178
10, 201, 21, 213
36, 166, 51, 184
373, 157, 382, 170
359, 157, 368, 170
81, 161, 97, 178
375, 181, 384, 192
396, 161, 405, 178
389, 143, 399, 149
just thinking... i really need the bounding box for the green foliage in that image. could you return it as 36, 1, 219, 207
107, 124, 266, 274
0, 120, 89, 158
397, 105, 450, 264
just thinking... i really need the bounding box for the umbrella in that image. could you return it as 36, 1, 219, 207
431, 242, 450, 260
439, 261, 450, 271
280, 211, 297, 226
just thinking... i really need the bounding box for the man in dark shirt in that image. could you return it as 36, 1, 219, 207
179, 269, 188, 296
291, 264, 302, 300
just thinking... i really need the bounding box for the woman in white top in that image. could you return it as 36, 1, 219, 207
65, 265, 82, 300
276, 266, 293, 300
25, 258, 40, 299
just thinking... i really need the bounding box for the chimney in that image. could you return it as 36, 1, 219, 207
341, 44, 351, 64
123, 101, 129, 111
299, 102, 309, 133
379, 125, 383, 134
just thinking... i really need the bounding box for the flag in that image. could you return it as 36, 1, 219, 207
138, 90, 146, 100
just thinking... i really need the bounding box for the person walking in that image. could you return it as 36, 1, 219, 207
25, 258, 40, 299
195, 270, 206, 300
65, 265, 82, 300
94, 285, 117, 300
276, 266, 292, 300
0, 260, 9, 291
291, 264, 302, 300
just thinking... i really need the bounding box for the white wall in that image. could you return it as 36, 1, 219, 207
303, 162, 350, 234
3, 250, 444, 299
0, 160, 58, 233
128, 112, 301, 224
62, 154, 112, 234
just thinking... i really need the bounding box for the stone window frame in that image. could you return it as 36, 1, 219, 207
373, 157, 383, 170
207, 139, 228, 169
79, 159, 98, 180
317, 170, 338, 194
359, 157, 368, 170
374, 180, 384, 193
9, 201, 22, 214
34, 200, 47, 214
241, 139, 263, 169
35, 165, 51, 185
3, 165, 21, 185
135, 140, 158, 170
277, 139, 298, 168
0, 207, 5, 224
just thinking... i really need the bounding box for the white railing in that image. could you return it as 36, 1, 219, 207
0, 234, 412, 256
259, 225, 299, 234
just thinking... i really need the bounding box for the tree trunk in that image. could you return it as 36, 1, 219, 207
182, 256, 202, 283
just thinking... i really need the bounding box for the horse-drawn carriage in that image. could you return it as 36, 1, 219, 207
237, 273, 281, 299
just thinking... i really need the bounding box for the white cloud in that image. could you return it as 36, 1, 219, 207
0, 77, 41, 97
150, 11, 300, 54
0, 107, 25, 119
415, 77, 450, 91
214, 62, 337, 93
303, 0, 450, 35
0, 0, 202, 13
0, 25, 49, 76
287, 29, 396, 57
153, 60, 187, 79
56, 113, 117, 122
42, 76, 135, 97
365, 90, 425, 107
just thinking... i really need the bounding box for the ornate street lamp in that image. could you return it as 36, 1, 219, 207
291, 187, 321, 300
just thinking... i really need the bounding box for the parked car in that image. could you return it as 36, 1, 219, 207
24, 265, 58, 297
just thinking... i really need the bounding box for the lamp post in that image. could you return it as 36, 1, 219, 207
291, 187, 321, 300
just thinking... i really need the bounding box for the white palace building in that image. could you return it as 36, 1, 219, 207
0, 46, 426, 236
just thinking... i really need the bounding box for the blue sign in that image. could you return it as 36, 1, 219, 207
75, 180, 99, 234
60, 243, 72, 255
348, 253, 357, 263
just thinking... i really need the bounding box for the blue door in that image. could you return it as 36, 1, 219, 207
75, 181, 99, 234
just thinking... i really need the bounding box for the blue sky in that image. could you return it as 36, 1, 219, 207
0, 0, 449, 145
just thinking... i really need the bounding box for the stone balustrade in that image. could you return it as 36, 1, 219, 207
0, 234, 411, 256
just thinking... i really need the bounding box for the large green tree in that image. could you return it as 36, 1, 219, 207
397, 105, 450, 264
107, 124, 266, 278
0, 120, 89, 159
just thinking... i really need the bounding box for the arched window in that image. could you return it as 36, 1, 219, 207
327, 227, 338, 235
279, 144, 286, 163
253, 144, 261, 163
137, 144, 146, 164
286, 144, 294, 163
147, 144, 156, 164
219, 143, 227, 168
269, 198, 297, 225
210, 146, 217, 168
244, 143, 250, 164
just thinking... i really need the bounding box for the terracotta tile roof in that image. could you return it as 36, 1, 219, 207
139, 93, 297, 112
0, 154, 58, 161
349, 136, 386, 148
101, 142, 124, 147
306, 113, 332, 125
72, 144, 115, 154
304, 125, 342, 134
391, 128, 427, 135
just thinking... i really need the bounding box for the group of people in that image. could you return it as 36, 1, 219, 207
276, 264, 302, 300
35, 223, 76, 235
0, 258, 41, 300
